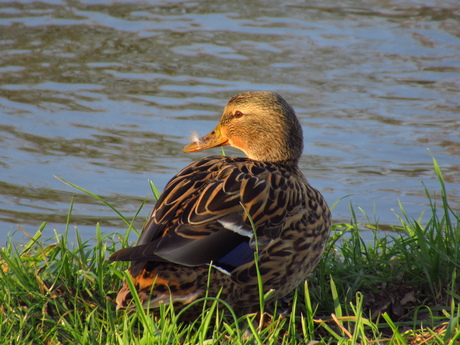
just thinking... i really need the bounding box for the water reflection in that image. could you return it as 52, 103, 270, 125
1, 0, 459, 243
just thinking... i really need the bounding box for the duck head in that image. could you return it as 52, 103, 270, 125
184, 91, 304, 164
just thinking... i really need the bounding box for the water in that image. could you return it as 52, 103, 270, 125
1, 0, 459, 244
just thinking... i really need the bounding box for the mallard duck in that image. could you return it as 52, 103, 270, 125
110, 91, 331, 316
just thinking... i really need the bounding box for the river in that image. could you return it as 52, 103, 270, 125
1, 0, 459, 243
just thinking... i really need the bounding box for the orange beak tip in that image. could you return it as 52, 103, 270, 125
183, 141, 202, 153
183, 125, 229, 153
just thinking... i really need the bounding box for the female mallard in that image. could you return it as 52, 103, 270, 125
110, 91, 331, 315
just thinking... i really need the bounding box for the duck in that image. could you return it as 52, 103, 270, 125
109, 91, 331, 317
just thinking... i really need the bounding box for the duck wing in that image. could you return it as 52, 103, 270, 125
109, 155, 278, 270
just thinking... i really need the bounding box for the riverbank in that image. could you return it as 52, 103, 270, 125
1, 158, 458, 344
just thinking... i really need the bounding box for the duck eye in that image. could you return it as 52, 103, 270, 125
234, 110, 243, 118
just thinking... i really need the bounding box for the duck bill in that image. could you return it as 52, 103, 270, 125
183, 124, 229, 153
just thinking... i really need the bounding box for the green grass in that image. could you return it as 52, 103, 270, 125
1, 157, 459, 344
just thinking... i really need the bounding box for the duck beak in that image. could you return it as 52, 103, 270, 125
183, 123, 229, 153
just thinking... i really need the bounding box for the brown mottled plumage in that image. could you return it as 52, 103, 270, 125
109, 91, 331, 316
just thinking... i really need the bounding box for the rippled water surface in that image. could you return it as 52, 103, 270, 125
1, 0, 459, 243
